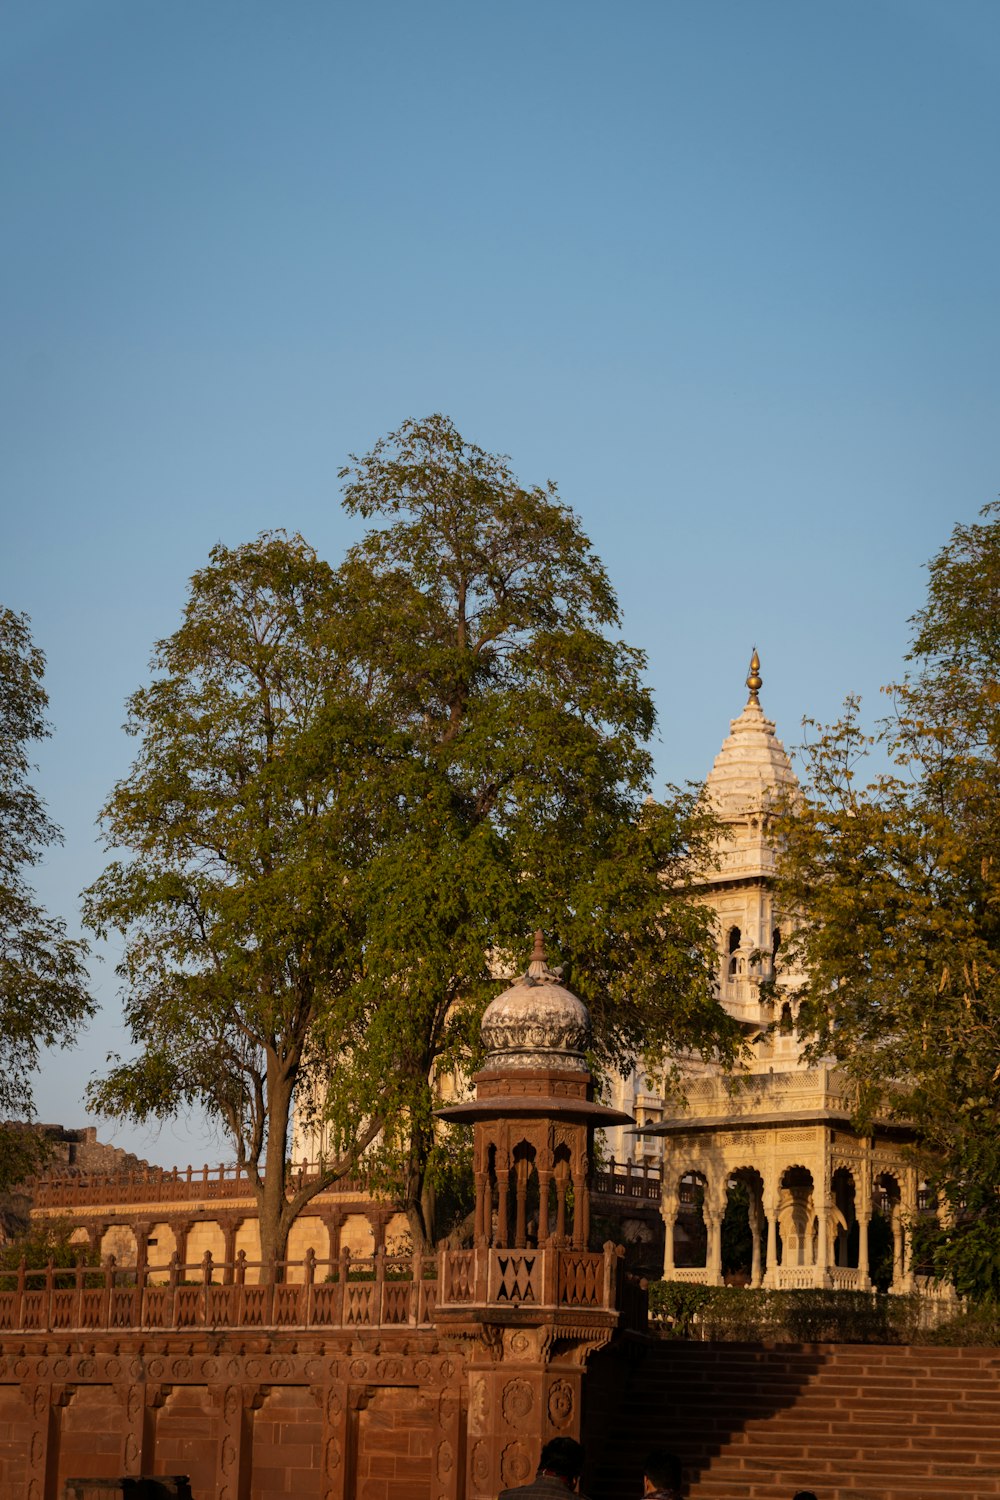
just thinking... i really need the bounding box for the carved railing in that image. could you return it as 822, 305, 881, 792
436, 1243, 637, 1323
32, 1159, 369, 1209
592, 1158, 662, 1202
0, 1241, 645, 1334
0, 1246, 437, 1334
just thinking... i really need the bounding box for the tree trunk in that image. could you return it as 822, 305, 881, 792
256, 1063, 296, 1278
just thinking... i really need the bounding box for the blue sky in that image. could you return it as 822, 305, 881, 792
2, 1, 998, 1165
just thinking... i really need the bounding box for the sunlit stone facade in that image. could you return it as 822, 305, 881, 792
604, 655, 931, 1294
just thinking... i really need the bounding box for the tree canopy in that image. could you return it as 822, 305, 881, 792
88, 416, 739, 1260
0, 608, 93, 1187
774, 502, 1000, 1300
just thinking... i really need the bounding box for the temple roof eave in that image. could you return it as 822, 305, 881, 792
436, 1096, 635, 1127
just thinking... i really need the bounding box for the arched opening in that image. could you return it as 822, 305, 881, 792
723, 1167, 766, 1286
511, 1139, 538, 1248
778, 1165, 815, 1268
832, 1166, 858, 1268
727, 926, 741, 978
779, 1002, 794, 1035
772, 927, 782, 955
872, 1172, 902, 1292
674, 1171, 708, 1268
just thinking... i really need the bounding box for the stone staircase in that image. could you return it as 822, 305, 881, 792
585, 1338, 1000, 1500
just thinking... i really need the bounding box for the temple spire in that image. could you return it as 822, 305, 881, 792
746, 647, 762, 705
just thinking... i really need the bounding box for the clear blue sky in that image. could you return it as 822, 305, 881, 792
2, 1, 997, 1165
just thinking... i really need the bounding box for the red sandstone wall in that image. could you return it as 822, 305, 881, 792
0, 1335, 464, 1500
585, 1339, 1000, 1500
3, 1332, 999, 1500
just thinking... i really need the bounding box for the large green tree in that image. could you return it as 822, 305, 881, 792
329, 415, 738, 1243
0, 608, 93, 1187
774, 502, 1000, 1300
89, 419, 739, 1262
84, 535, 391, 1268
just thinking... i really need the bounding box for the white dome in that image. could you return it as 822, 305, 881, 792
480, 935, 591, 1074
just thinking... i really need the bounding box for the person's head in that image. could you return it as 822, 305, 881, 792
643, 1449, 683, 1495
792, 1492, 818, 1500
538, 1437, 585, 1488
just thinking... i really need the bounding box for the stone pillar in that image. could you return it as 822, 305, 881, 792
515, 1158, 529, 1248
132, 1221, 152, 1291
705, 1206, 723, 1286
571, 1173, 588, 1250
661, 1191, 678, 1278
749, 1196, 763, 1288
537, 1155, 553, 1245
219, 1215, 244, 1284
466, 1327, 588, 1500
322, 1210, 343, 1263
172, 1218, 195, 1270
21, 1383, 69, 1500
313, 1382, 351, 1500
762, 1181, 779, 1286
815, 1194, 830, 1287
900, 1168, 918, 1292
891, 1207, 905, 1291
496, 1153, 511, 1249
115, 1381, 160, 1477
213, 1382, 261, 1500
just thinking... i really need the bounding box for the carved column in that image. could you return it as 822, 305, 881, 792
661, 1190, 678, 1278
213, 1383, 261, 1500
434, 1387, 463, 1500
748, 1194, 763, 1288
171, 1218, 195, 1269
496, 1151, 511, 1249
571, 1172, 588, 1250
313, 1381, 350, 1500
115, 1381, 152, 1476
815, 1193, 831, 1287
761, 1178, 779, 1286
515, 1157, 529, 1248
536, 1153, 553, 1245
901, 1167, 918, 1292
705, 1183, 726, 1285
218, 1215, 244, 1282
21, 1383, 69, 1500
132, 1221, 153, 1287
322, 1210, 343, 1262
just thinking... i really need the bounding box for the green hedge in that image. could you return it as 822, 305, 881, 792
648, 1281, 924, 1343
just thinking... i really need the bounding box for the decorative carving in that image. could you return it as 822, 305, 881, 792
502, 1378, 533, 1425
350, 1357, 368, 1379
325, 1437, 342, 1473
470, 1377, 489, 1435
547, 1379, 573, 1428
471, 1440, 491, 1491
437, 1439, 454, 1478
501, 1440, 532, 1486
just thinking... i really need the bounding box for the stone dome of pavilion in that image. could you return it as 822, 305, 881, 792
479, 932, 591, 1074
705, 649, 799, 819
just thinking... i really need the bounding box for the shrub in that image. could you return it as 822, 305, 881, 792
648, 1281, 924, 1344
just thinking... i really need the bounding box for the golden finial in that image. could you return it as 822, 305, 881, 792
530, 930, 546, 965
746, 647, 762, 704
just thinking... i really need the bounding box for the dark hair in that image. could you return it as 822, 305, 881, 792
643, 1449, 683, 1492
792, 1493, 818, 1500
538, 1437, 585, 1481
